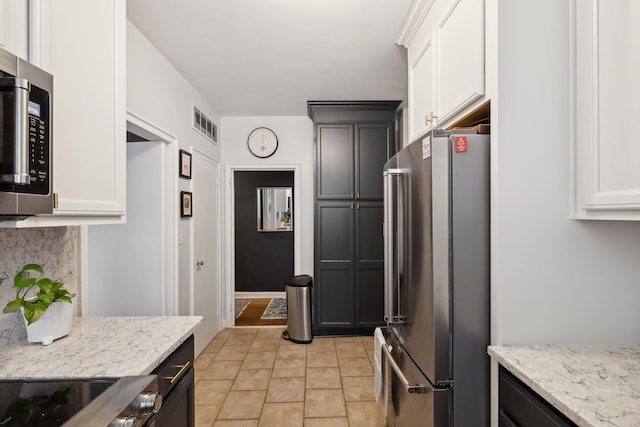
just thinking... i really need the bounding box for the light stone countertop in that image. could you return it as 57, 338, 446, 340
0, 316, 202, 379
488, 344, 640, 427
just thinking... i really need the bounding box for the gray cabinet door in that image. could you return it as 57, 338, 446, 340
314, 201, 385, 331
316, 124, 354, 200
315, 202, 355, 329
356, 124, 392, 200
355, 202, 385, 328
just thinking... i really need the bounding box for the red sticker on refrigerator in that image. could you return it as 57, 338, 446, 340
455, 136, 468, 153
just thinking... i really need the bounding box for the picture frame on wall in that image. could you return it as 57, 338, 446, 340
179, 149, 192, 179
181, 191, 193, 217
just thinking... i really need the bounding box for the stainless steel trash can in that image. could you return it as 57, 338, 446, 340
282, 275, 313, 344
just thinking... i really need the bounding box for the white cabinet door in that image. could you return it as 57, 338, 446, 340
0, 0, 28, 59
574, 0, 640, 219
401, 0, 485, 143
48, 0, 125, 218
437, 0, 484, 121
409, 33, 436, 140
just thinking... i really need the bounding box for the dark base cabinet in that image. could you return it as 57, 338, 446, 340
499, 366, 577, 427
148, 335, 195, 427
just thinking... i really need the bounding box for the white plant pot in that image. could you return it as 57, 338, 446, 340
22, 300, 74, 345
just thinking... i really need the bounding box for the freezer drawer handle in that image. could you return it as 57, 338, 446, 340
382, 343, 431, 394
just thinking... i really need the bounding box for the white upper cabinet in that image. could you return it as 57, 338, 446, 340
0, 0, 28, 59
573, 0, 640, 220
437, 0, 484, 121
408, 32, 436, 140
3, 0, 126, 227
399, 0, 485, 142
48, 0, 126, 220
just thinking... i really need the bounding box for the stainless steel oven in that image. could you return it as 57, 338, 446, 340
0, 375, 162, 426
0, 335, 195, 427
0, 45, 53, 219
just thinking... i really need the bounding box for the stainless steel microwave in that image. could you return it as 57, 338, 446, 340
0, 46, 53, 219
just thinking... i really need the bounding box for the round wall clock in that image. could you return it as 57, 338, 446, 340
247, 127, 278, 158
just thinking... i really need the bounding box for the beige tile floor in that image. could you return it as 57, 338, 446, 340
194, 327, 386, 427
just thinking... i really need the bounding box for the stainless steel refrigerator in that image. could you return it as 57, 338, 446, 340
379, 128, 490, 427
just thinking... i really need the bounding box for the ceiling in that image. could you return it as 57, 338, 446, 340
127, 0, 413, 117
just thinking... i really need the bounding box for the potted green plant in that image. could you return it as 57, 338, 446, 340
2, 263, 74, 345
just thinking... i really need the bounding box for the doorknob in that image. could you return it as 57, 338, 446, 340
196, 260, 204, 271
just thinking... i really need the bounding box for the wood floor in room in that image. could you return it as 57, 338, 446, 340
235, 298, 287, 327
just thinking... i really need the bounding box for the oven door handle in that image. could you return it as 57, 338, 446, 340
163, 360, 191, 385
382, 343, 432, 394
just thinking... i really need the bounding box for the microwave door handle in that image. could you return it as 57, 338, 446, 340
0, 77, 31, 185
382, 343, 432, 394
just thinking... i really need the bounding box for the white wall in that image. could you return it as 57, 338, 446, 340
126, 20, 220, 316
493, 0, 640, 345
221, 116, 315, 297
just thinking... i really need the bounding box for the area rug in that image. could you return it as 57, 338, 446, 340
235, 299, 286, 326
235, 299, 250, 319
261, 298, 287, 319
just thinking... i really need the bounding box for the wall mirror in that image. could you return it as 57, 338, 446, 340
257, 187, 292, 232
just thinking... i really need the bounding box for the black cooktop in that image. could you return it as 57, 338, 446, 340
0, 378, 117, 427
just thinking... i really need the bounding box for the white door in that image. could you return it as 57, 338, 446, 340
192, 150, 221, 355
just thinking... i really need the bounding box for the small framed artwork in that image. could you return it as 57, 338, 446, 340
181, 191, 193, 217
179, 149, 192, 179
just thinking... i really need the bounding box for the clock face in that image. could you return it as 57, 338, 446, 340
247, 127, 278, 158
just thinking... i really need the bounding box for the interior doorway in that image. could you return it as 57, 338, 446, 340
87, 116, 178, 317
234, 171, 294, 292
233, 170, 292, 327
224, 165, 302, 327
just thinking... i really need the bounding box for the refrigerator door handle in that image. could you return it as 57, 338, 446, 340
382, 342, 432, 394
384, 168, 408, 325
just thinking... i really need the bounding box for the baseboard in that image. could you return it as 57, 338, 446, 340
235, 291, 286, 299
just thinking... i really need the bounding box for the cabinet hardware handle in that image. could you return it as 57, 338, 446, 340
53, 193, 58, 209
351, 202, 354, 210
356, 192, 360, 199
163, 360, 191, 385
350, 192, 354, 199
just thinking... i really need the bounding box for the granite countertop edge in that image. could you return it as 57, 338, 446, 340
0, 316, 203, 380
488, 344, 640, 427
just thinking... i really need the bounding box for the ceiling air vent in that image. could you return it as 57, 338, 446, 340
193, 106, 217, 143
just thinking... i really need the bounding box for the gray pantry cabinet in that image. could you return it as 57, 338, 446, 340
308, 101, 400, 335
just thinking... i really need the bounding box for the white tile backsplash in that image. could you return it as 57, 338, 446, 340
0, 227, 79, 347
